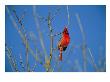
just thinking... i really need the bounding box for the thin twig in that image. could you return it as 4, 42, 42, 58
33, 6, 49, 71
19, 53, 25, 71
5, 45, 18, 72
13, 9, 30, 71
6, 6, 42, 67
31, 62, 37, 72
48, 12, 53, 62
25, 36, 30, 71
66, 5, 70, 27
87, 47, 98, 71
13, 9, 25, 31
75, 13, 87, 71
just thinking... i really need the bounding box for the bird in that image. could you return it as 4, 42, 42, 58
58, 27, 70, 61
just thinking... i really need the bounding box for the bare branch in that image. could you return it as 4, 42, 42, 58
75, 13, 87, 71
87, 48, 98, 71
6, 6, 42, 68
33, 6, 48, 71
19, 53, 25, 71
5, 44, 18, 72
66, 5, 70, 27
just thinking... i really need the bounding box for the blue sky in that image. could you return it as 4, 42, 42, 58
5, 5, 106, 72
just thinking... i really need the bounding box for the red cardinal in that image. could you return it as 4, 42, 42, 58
58, 27, 70, 61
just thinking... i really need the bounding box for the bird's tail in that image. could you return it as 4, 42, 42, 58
59, 47, 63, 61
59, 53, 62, 61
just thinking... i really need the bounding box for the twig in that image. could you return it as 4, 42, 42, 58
6, 6, 42, 67
5, 45, 18, 72
48, 12, 53, 62
13, 9, 30, 71
25, 35, 30, 71
87, 48, 98, 71
75, 13, 87, 71
19, 53, 25, 71
53, 32, 61, 37
13, 9, 25, 31
33, 6, 48, 71
31, 62, 37, 72
66, 5, 70, 27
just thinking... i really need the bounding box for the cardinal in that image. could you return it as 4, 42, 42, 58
58, 27, 70, 61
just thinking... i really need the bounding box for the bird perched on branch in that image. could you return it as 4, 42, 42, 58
58, 27, 70, 61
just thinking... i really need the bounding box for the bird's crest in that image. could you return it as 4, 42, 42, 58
63, 27, 69, 34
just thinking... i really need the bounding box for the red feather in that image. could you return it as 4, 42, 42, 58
58, 27, 70, 61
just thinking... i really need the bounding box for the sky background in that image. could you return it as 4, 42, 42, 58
5, 5, 106, 72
